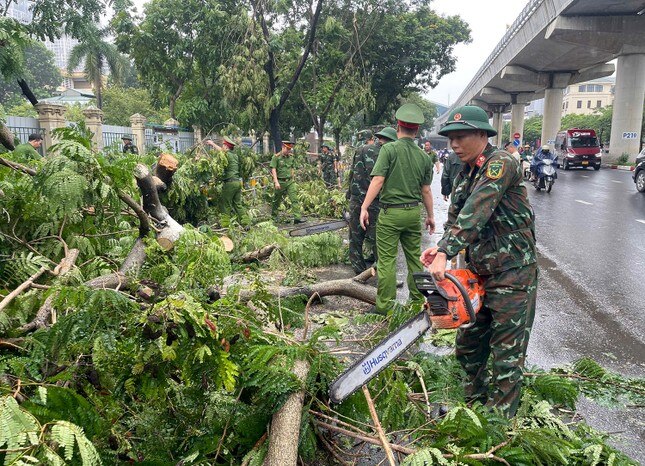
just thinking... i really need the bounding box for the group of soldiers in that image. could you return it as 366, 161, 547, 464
140, 102, 536, 418
347, 103, 537, 418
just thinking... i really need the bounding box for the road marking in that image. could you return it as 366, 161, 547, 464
611, 180, 623, 184
575, 200, 593, 205
637, 219, 645, 225
581, 175, 589, 178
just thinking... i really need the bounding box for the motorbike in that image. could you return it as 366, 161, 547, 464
522, 156, 532, 181
533, 158, 557, 192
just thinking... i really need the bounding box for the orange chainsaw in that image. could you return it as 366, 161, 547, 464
329, 270, 484, 403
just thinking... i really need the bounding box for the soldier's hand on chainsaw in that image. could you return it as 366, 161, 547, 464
420, 246, 438, 267
428, 252, 448, 282
359, 208, 369, 230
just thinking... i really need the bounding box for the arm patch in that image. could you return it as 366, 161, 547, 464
486, 160, 505, 179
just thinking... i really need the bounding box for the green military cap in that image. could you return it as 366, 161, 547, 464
357, 129, 373, 140
223, 136, 237, 148
282, 140, 295, 147
374, 126, 398, 141
121, 134, 134, 140
438, 105, 497, 137
395, 103, 425, 127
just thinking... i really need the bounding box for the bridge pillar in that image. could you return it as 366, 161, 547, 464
511, 103, 525, 144
541, 88, 564, 150
492, 111, 502, 146
609, 53, 645, 162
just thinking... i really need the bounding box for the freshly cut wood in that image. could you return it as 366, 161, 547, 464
219, 235, 234, 252
263, 359, 310, 466
154, 153, 179, 190
0, 122, 15, 151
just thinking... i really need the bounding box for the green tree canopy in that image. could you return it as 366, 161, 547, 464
0, 42, 61, 109
102, 85, 170, 126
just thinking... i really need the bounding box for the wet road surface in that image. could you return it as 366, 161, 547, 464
393, 166, 645, 461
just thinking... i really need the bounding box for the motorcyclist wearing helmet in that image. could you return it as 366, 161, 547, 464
530, 145, 556, 181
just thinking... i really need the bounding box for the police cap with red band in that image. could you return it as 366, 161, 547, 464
395, 103, 425, 130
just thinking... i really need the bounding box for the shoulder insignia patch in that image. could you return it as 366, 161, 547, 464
475, 154, 486, 167
486, 160, 505, 180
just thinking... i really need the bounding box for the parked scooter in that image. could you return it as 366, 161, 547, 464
533, 158, 557, 192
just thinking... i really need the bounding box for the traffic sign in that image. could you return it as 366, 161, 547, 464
513, 132, 521, 140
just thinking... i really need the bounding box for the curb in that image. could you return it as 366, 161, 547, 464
601, 164, 635, 171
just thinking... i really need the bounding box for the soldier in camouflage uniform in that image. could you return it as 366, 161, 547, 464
320, 144, 340, 188
421, 105, 538, 418
440, 150, 463, 201
347, 127, 397, 274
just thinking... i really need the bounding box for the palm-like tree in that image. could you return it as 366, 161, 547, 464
67, 25, 127, 109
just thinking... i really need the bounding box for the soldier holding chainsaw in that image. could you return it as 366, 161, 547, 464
420, 105, 537, 418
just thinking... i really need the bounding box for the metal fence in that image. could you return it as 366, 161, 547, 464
6, 120, 45, 156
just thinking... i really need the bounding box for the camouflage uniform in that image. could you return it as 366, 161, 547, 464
437, 143, 537, 417
347, 142, 382, 273
321, 149, 339, 187
440, 151, 463, 198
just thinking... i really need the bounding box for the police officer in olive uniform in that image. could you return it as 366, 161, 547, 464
270, 141, 305, 223
421, 105, 537, 418
320, 143, 340, 188
122, 134, 139, 155
347, 127, 397, 274
12, 133, 43, 163
215, 136, 248, 224
360, 104, 436, 314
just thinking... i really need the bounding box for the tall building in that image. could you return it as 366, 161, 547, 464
562, 76, 615, 116
6, 0, 32, 23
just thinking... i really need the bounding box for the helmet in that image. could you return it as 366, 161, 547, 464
541, 144, 550, 151
438, 105, 497, 137
524, 144, 530, 148
357, 129, 373, 141
223, 136, 237, 148
374, 126, 398, 141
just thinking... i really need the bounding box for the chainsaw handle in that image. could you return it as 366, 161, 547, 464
444, 272, 477, 329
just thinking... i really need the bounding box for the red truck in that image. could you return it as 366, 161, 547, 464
554, 129, 602, 171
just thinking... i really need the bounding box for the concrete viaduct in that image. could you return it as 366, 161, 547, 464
433, 0, 645, 161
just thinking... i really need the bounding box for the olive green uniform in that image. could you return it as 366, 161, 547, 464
370, 137, 433, 313
12, 143, 40, 163
437, 144, 537, 417
220, 149, 247, 223
270, 153, 302, 221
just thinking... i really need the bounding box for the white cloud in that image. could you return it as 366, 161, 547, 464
424, 0, 529, 106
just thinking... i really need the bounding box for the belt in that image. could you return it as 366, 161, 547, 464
277, 177, 291, 181
381, 202, 419, 209
223, 178, 241, 182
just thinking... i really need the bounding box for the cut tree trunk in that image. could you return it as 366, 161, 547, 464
0, 122, 15, 151
238, 244, 278, 263
237, 267, 376, 303
154, 153, 179, 191
263, 359, 310, 466
134, 163, 184, 250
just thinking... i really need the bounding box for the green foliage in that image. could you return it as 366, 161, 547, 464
297, 179, 347, 218
0, 42, 61, 109
102, 85, 170, 126
0, 395, 101, 466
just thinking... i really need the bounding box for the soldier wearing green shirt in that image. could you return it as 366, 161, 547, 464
360, 104, 436, 314
270, 141, 304, 223
421, 105, 537, 418
122, 134, 139, 155
12, 133, 43, 163
207, 136, 247, 224
423, 141, 441, 178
